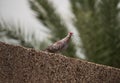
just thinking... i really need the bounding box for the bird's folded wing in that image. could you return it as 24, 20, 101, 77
48, 41, 65, 51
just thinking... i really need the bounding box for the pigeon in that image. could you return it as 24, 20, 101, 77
44, 32, 73, 53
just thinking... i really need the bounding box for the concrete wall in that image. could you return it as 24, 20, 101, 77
0, 42, 120, 83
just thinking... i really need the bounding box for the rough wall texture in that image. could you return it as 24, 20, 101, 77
0, 42, 120, 83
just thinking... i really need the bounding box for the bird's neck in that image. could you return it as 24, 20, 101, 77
65, 34, 72, 43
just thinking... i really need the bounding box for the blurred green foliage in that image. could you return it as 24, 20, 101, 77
0, 0, 120, 68
71, 0, 120, 68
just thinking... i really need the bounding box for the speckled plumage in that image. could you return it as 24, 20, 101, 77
45, 32, 73, 53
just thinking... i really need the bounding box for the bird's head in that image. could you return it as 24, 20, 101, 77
68, 32, 73, 36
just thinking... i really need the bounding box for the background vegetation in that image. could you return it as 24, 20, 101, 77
0, 0, 120, 68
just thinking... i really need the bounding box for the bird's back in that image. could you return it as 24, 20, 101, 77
44, 32, 73, 53
45, 40, 67, 53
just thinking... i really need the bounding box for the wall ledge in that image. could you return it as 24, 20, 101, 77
0, 42, 120, 83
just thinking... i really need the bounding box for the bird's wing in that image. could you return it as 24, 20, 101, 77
46, 40, 65, 52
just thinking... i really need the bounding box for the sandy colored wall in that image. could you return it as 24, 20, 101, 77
0, 42, 120, 83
